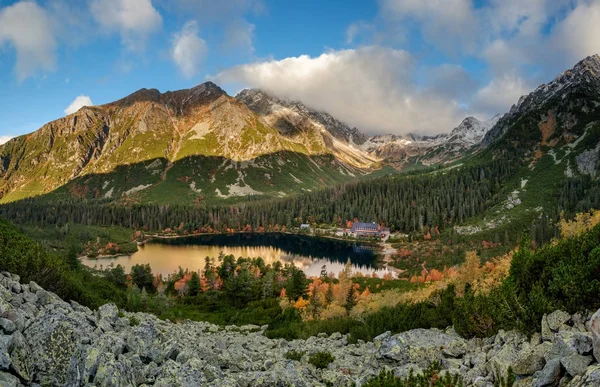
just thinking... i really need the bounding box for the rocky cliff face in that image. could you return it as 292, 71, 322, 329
1, 272, 600, 386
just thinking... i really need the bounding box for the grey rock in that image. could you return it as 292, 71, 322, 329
28, 282, 42, 293
0, 371, 20, 387
547, 331, 593, 360
590, 309, 600, 363
486, 341, 520, 379
9, 331, 32, 382
513, 342, 552, 375
569, 365, 600, 387
542, 314, 553, 342
0, 335, 11, 371
533, 358, 562, 387
0, 318, 16, 334
378, 329, 466, 367
393, 363, 423, 379
560, 354, 592, 377
93, 352, 135, 387
97, 303, 119, 321
10, 283, 21, 294
547, 310, 571, 332
239, 324, 260, 332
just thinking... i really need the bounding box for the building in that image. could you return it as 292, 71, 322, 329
300, 224, 311, 230
351, 222, 382, 237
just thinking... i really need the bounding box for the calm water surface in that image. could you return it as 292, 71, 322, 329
81, 233, 396, 277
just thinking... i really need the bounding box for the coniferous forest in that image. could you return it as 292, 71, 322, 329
0, 156, 519, 234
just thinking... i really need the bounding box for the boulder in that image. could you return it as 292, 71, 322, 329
8, 331, 32, 382
0, 335, 10, 371
512, 342, 552, 375
378, 329, 467, 367
486, 342, 520, 378
547, 331, 593, 362
0, 371, 20, 387
0, 319, 16, 334
97, 303, 119, 321
569, 365, 600, 387
532, 358, 562, 387
541, 315, 553, 342
560, 354, 592, 377
590, 309, 600, 363
547, 310, 571, 332
24, 308, 93, 386
93, 352, 136, 387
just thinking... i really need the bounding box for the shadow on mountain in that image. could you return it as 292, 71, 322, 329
7, 150, 376, 206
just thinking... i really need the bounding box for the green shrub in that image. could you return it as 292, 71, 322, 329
363, 362, 463, 387
308, 351, 335, 369
129, 316, 140, 326
285, 350, 305, 361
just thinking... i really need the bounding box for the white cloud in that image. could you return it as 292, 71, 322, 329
550, 1, 600, 66
64, 95, 94, 115
166, 0, 262, 53
90, 0, 162, 51
472, 74, 531, 115
0, 1, 56, 81
223, 21, 255, 52
171, 21, 208, 78
213, 47, 470, 135
0, 136, 13, 145
379, 0, 477, 53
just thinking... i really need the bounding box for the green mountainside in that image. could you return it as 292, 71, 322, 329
0, 82, 383, 205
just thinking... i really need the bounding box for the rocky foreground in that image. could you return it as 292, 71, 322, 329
0, 272, 600, 386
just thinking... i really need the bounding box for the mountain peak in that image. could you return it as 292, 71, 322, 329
483, 54, 600, 147
574, 54, 600, 74
236, 88, 367, 144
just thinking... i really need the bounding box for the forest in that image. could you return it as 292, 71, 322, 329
2, 206, 600, 346
0, 155, 519, 234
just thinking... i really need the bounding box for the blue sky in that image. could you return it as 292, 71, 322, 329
1, 0, 599, 141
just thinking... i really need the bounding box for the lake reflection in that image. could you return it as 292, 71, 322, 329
81, 233, 396, 278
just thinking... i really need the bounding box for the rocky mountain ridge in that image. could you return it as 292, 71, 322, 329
483, 54, 600, 148
0, 83, 380, 204
237, 88, 501, 168
0, 272, 599, 386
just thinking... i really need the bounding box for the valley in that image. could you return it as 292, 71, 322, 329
1, 52, 600, 386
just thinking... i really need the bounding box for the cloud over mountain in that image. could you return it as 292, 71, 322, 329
213, 47, 474, 135
64, 95, 94, 115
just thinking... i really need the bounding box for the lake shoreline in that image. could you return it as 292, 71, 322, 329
80, 231, 397, 278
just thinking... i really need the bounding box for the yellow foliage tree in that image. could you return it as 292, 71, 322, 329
559, 209, 600, 238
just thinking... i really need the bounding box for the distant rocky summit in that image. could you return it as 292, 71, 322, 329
0, 272, 599, 386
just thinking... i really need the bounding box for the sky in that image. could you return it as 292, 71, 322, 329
1, 0, 600, 143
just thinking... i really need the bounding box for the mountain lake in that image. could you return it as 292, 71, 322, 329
81, 233, 398, 277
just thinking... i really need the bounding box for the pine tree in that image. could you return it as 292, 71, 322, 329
345, 285, 357, 313
188, 272, 201, 297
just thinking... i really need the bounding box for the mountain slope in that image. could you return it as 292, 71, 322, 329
481, 55, 600, 178
0, 83, 382, 204
237, 88, 501, 170
236, 89, 375, 169
360, 115, 500, 168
